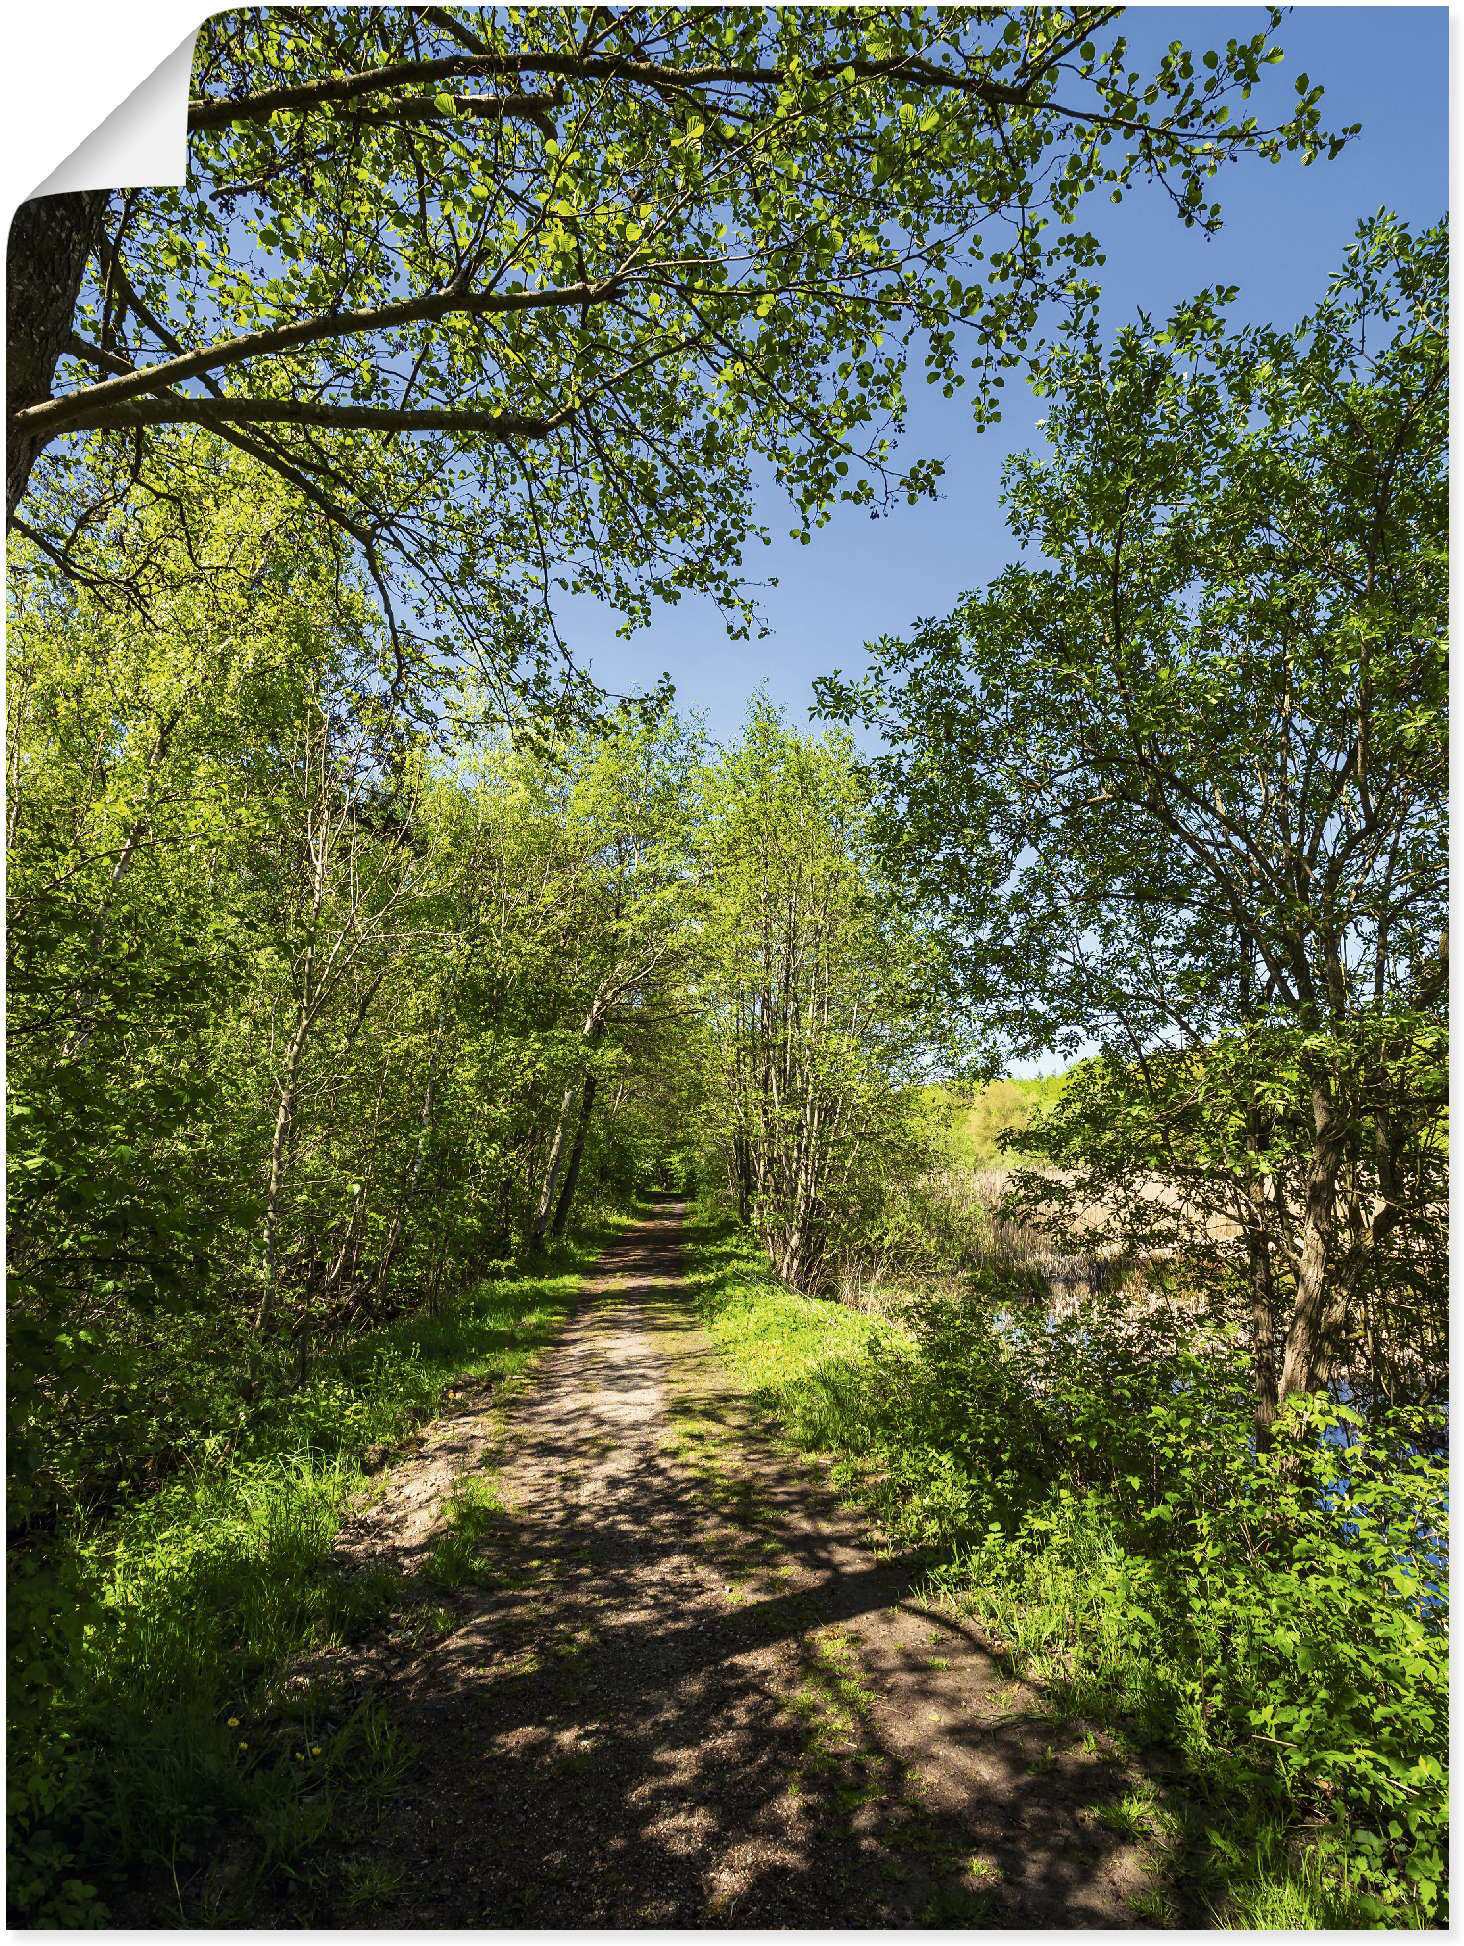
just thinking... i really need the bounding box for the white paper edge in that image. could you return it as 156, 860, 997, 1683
31, 29, 199, 200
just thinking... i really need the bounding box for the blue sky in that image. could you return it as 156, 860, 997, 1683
556, 5, 1448, 739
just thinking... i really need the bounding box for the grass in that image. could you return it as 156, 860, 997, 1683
1089, 1781, 1174, 1840
12, 1228, 611, 1927
678, 1204, 1445, 1932
1220, 1827, 1377, 1929
341, 1855, 406, 1913
427, 1473, 509, 1590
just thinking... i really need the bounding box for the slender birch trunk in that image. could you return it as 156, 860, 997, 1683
550, 1069, 598, 1237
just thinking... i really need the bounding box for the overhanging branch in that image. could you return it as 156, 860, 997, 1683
351, 91, 561, 135
19, 277, 623, 439
187, 48, 1032, 134
23, 395, 577, 437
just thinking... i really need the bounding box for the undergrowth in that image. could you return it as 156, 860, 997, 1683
680, 1206, 1448, 1931
9, 1229, 613, 1927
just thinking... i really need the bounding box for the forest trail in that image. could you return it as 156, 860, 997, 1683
299, 1197, 1166, 1927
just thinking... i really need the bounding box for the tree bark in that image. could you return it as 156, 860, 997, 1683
732, 1127, 754, 1223
7, 191, 107, 525
1276, 1092, 1347, 1405
531, 1006, 604, 1245
1246, 1220, 1280, 1451
530, 1080, 579, 1247
549, 1069, 597, 1238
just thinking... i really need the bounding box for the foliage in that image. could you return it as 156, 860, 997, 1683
817, 215, 1448, 1429
7, 1243, 592, 1926
8, 469, 690, 1513
6, 474, 703, 1924
13, 8, 1352, 690
8, 474, 955, 1922
691, 701, 953, 1290
6, 38, 1448, 1927
924, 1074, 1070, 1171
681, 1209, 1447, 1927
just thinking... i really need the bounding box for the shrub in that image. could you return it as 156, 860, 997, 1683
683, 1213, 1448, 1926
7, 1250, 587, 1926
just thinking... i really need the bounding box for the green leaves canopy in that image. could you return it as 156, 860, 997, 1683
692, 699, 950, 1290
818, 214, 1447, 1409
14, 4, 1348, 701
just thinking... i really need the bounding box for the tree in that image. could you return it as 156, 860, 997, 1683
517, 706, 701, 1243
819, 215, 1447, 1432
694, 701, 944, 1292
5, 457, 702, 1528
9, 5, 1349, 695
6, 465, 722, 1904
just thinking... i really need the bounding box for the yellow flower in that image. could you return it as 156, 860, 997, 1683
310, 1744, 322, 1756
227, 1717, 240, 1728
238, 1740, 248, 1750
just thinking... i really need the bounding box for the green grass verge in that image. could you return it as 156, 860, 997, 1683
11, 1227, 615, 1928
679, 1206, 1443, 1932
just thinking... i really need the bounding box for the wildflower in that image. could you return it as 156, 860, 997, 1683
227, 1717, 240, 1728
238, 1740, 248, 1750
310, 1744, 322, 1756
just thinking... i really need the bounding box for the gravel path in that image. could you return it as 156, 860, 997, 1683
314, 1198, 1168, 1927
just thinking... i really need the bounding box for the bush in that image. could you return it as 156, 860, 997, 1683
7, 1248, 589, 1926
683, 1212, 1448, 1927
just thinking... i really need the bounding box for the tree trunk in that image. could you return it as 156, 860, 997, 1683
549, 1069, 597, 1238
732, 1128, 754, 1224
531, 1007, 604, 1245
530, 1081, 578, 1246
1276, 1094, 1346, 1405
1246, 1221, 1280, 1451
7, 191, 107, 525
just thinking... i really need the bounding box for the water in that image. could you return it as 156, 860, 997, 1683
984, 1294, 1448, 1617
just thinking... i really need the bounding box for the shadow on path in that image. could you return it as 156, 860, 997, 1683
291, 1197, 1170, 1927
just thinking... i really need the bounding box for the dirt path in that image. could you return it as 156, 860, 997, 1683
307, 1198, 1167, 1927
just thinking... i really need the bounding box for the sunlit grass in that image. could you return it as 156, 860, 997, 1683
679, 1205, 1445, 1932
427, 1473, 509, 1590
16, 1241, 595, 1925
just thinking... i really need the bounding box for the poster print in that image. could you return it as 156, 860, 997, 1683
7, 7, 1447, 1930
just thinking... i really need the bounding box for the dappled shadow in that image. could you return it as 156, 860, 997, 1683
267, 1198, 1181, 1927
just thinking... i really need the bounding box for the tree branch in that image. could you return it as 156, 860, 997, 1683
25, 394, 575, 438
187, 49, 1033, 134
423, 7, 493, 58
19, 278, 623, 438
350, 91, 561, 136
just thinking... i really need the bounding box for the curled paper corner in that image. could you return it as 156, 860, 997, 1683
32, 30, 200, 200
